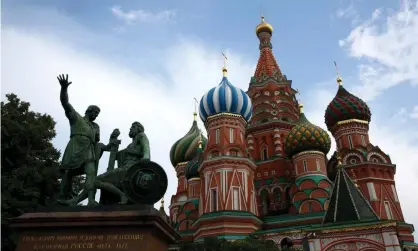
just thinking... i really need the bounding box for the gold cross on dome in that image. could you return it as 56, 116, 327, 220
193, 97, 198, 120
222, 52, 228, 69
334, 61, 340, 77
295, 88, 301, 103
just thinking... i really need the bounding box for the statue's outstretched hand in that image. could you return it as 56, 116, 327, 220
57, 74, 72, 88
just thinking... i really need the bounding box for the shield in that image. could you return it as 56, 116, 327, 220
122, 161, 168, 205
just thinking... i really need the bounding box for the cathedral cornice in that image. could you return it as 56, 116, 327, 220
200, 156, 257, 170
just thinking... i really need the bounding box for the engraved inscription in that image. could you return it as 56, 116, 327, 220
21, 234, 144, 250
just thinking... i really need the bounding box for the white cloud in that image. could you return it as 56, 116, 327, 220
111, 6, 176, 25
335, 4, 360, 25
339, 0, 418, 100
410, 106, 418, 119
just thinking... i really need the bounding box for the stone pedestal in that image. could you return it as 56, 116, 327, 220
11, 205, 180, 251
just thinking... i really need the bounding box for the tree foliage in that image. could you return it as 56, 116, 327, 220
178, 237, 283, 251
1, 94, 83, 251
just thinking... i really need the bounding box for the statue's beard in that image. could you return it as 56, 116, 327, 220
129, 131, 136, 138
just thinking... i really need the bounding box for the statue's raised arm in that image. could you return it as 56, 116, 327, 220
57, 74, 76, 122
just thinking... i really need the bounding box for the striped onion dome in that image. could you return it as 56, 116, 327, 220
169, 118, 207, 167
325, 77, 371, 130
199, 68, 252, 122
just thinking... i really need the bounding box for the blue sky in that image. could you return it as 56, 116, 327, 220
2, 0, 418, 234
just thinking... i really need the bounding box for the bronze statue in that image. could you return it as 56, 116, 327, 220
58, 122, 165, 206
57, 74, 109, 206
56, 74, 167, 207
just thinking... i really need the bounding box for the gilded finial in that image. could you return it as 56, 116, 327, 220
160, 198, 165, 208
256, 14, 273, 35
334, 61, 343, 86
222, 52, 228, 77
193, 97, 198, 121
298, 103, 304, 114
336, 152, 343, 166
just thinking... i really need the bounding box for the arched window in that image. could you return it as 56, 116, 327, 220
280, 238, 293, 249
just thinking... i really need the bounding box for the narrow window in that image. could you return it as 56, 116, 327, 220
338, 138, 343, 149
367, 182, 378, 201
316, 159, 320, 171
391, 185, 399, 202
361, 135, 366, 146
348, 135, 353, 149
261, 146, 268, 161
229, 128, 234, 143
190, 184, 194, 196
303, 160, 308, 172
233, 188, 240, 210
384, 201, 393, 220
211, 189, 217, 211
215, 129, 220, 144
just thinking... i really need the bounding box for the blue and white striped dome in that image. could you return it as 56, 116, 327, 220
199, 72, 252, 122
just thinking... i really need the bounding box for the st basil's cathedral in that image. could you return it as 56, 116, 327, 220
162, 17, 418, 251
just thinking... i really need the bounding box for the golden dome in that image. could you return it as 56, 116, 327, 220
256, 16, 273, 36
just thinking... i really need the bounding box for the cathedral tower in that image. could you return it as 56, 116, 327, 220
325, 74, 414, 243
246, 17, 299, 216
284, 104, 333, 214
169, 113, 207, 229
195, 63, 261, 240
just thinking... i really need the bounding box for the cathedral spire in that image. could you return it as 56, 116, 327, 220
253, 16, 283, 83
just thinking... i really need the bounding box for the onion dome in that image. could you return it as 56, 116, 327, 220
256, 16, 273, 36
169, 114, 207, 167
284, 104, 331, 157
325, 77, 371, 130
199, 66, 253, 122
184, 140, 204, 180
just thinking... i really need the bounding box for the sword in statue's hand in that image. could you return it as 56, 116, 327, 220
107, 128, 121, 172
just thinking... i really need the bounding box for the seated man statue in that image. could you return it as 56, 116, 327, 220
59, 121, 150, 206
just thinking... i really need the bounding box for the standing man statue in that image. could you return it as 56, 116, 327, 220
57, 74, 102, 206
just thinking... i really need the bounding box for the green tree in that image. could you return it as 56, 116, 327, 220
1, 94, 83, 251
178, 237, 283, 251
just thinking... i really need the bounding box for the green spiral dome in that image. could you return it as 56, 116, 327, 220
169, 119, 207, 167
184, 147, 204, 180
284, 105, 331, 157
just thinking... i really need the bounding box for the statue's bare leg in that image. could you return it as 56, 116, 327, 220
84, 162, 98, 206
95, 181, 128, 204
